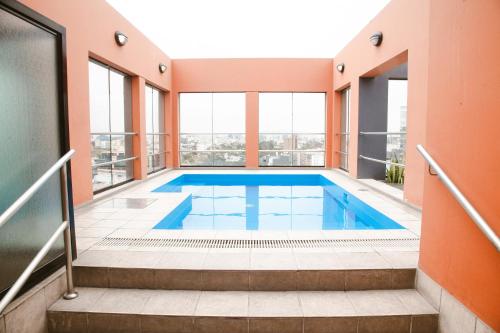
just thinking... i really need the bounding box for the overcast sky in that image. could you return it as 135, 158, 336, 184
106, 0, 391, 58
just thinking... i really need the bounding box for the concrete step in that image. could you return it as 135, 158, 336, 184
48, 288, 438, 333
73, 250, 417, 291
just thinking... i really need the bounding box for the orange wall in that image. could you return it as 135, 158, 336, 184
171, 59, 334, 168
419, 0, 500, 328
18, 0, 172, 205
332, 0, 429, 206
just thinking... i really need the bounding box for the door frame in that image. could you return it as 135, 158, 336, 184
0, 0, 76, 298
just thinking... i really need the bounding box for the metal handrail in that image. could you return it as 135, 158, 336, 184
359, 154, 405, 167
179, 150, 246, 153
360, 131, 407, 135
92, 156, 137, 168
0, 150, 74, 229
417, 144, 500, 251
90, 132, 136, 136
146, 132, 169, 135
0, 149, 78, 314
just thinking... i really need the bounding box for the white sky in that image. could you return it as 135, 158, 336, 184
106, 0, 391, 58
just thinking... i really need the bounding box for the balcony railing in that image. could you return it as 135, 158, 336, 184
358, 131, 407, 167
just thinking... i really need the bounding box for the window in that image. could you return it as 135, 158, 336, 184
387, 80, 407, 164
89, 60, 133, 193
145, 85, 166, 174
179, 93, 246, 166
259, 92, 325, 166
339, 87, 350, 171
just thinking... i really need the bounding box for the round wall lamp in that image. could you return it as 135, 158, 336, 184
159, 63, 167, 73
370, 31, 383, 46
336, 63, 345, 73
114, 31, 128, 46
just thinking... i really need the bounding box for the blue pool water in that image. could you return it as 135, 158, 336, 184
152, 174, 404, 231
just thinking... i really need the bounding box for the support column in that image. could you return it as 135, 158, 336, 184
325, 91, 334, 168
245, 92, 259, 168
163, 91, 173, 168
131, 76, 147, 180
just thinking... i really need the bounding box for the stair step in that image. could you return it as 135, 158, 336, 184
75, 266, 415, 291
74, 250, 417, 291
48, 288, 438, 333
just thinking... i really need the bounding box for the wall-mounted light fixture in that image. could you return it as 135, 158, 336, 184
114, 31, 128, 46
369, 31, 383, 46
336, 63, 345, 73
159, 63, 167, 73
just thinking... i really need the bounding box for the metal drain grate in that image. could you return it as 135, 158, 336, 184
95, 237, 420, 249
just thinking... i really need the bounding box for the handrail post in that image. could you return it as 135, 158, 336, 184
59, 163, 78, 300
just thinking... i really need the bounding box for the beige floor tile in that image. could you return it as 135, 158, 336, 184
90, 219, 128, 229
250, 251, 297, 270
377, 251, 419, 268
107, 228, 150, 238
203, 251, 250, 270
248, 292, 302, 317
142, 290, 200, 316
347, 290, 408, 316
294, 252, 343, 270
74, 250, 124, 267
75, 227, 115, 238
120, 220, 159, 229
336, 252, 392, 269
156, 251, 208, 269
299, 291, 357, 316
396, 290, 438, 315
195, 291, 249, 316
116, 251, 165, 268
91, 288, 152, 314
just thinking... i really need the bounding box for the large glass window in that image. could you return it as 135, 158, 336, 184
387, 80, 408, 164
339, 87, 350, 171
146, 85, 166, 174
259, 92, 325, 166
89, 60, 133, 193
179, 93, 246, 166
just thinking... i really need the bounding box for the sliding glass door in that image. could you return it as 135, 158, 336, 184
339, 87, 350, 171
89, 60, 133, 192
145, 85, 166, 173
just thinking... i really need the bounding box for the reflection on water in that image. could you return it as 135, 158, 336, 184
153, 177, 404, 231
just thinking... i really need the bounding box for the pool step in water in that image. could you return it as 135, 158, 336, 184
47, 288, 438, 333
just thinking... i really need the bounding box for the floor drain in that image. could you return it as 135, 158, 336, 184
95, 237, 420, 249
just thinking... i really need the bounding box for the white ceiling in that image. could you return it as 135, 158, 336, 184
106, 0, 391, 58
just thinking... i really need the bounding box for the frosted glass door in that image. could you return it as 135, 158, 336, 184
0, 6, 65, 294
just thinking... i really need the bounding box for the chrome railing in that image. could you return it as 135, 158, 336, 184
417, 144, 500, 251
0, 149, 78, 314
90, 132, 136, 136
359, 155, 405, 167
92, 156, 137, 168
360, 131, 406, 135
358, 131, 406, 167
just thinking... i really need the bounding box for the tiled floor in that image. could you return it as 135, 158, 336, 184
48, 288, 438, 333
73, 169, 421, 267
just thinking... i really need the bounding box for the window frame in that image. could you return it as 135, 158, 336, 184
89, 59, 134, 193
145, 84, 167, 174
339, 87, 351, 171
178, 92, 246, 167
258, 92, 327, 167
